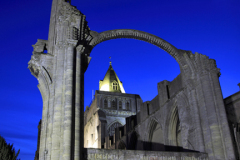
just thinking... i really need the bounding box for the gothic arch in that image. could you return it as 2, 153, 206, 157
28, 63, 52, 156
87, 29, 199, 87
89, 29, 178, 56
148, 118, 163, 143
147, 118, 164, 151
107, 121, 123, 136
164, 105, 180, 147
89, 29, 188, 67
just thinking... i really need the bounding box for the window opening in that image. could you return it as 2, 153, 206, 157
119, 101, 122, 109
112, 82, 118, 90
126, 102, 130, 110
147, 103, 150, 115
104, 99, 108, 108
107, 122, 122, 136
166, 85, 170, 99
112, 100, 115, 108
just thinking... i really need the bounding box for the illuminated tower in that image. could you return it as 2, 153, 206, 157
99, 62, 125, 93
84, 63, 142, 149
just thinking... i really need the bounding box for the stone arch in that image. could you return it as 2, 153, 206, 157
89, 29, 187, 68
87, 29, 199, 89
165, 105, 181, 147
148, 118, 162, 143
147, 118, 164, 151
107, 121, 123, 136
28, 62, 52, 156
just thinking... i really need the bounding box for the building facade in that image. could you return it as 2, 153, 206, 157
84, 63, 142, 149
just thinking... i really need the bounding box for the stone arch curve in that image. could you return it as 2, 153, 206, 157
164, 104, 180, 147
89, 29, 186, 67
147, 118, 162, 142
107, 120, 123, 136
146, 118, 164, 151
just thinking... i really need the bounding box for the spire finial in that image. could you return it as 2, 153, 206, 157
109, 56, 112, 65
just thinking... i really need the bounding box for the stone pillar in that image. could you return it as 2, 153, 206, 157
210, 70, 236, 159
51, 44, 66, 160
62, 41, 76, 160
199, 73, 226, 159
74, 45, 85, 159
195, 61, 236, 159
38, 82, 49, 160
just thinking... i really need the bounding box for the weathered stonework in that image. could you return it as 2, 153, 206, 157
84, 148, 208, 160
29, 0, 239, 160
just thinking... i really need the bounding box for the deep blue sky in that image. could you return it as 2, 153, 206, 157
0, 0, 239, 159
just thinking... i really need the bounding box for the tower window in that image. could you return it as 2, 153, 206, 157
112, 82, 118, 90
104, 99, 108, 108
126, 102, 130, 110
119, 101, 122, 109
112, 100, 116, 108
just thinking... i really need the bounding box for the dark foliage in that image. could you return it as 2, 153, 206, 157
0, 135, 20, 160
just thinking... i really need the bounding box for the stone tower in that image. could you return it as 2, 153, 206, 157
28, 0, 92, 159
99, 62, 125, 93
29, 0, 237, 159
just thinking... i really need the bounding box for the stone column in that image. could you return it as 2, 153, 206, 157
51, 44, 66, 160
210, 71, 236, 159
200, 72, 225, 159
197, 70, 236, 160
63, 41, 77, 160
74, 45, 85, 160
38, 79, 49, 160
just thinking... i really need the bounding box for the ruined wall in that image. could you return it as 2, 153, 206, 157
224, 91, 240, 159
84, 148, 208, 160
84, 98, 100, 148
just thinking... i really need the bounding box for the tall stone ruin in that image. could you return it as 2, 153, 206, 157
28, 0, 237, 159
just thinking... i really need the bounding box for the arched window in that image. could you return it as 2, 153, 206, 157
119, 101, 122, 109
112, 100, 115, 108
107, 122, 122, 136
112, 82, 118, 90
126, 102, 130, 110
148, 119, 163, 151
104, 99, 108, 108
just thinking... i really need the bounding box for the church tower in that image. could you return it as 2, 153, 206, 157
84, 62, 142, 149
99, 61, 125, 93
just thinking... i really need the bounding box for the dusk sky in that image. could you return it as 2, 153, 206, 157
0, 0, 239, 159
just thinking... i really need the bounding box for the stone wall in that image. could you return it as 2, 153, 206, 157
224, 91, 240, 159
84, 148, 208, 160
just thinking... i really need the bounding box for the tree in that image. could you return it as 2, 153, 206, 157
0, 135, 20, 160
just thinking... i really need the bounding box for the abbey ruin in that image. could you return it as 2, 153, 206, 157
28, 0, 240, 159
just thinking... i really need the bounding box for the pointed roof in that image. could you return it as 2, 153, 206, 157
99, 62, 125, 93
